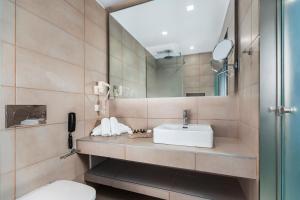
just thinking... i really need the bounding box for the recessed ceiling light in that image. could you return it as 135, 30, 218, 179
186, 5, 194, 12
190, 46, 195, 50
162, 31, 168, 36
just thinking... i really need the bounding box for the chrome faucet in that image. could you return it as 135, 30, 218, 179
183, 110, 189, 128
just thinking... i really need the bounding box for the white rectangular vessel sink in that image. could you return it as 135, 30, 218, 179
153, 124, 213, 148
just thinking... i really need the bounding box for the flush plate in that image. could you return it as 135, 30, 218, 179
5, 105, 47, 128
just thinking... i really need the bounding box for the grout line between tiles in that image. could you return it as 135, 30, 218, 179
15, 152, 79, 172
15, 86, 85, 95
63, 0, 84, 15
83, 0, 87, 136
13, 0, 17, 197
1, 40, 15, 47
15, 45, 85, 70
85, 67, 107, 75
84, 17, 107, 52
84, 12, 107, 31
0, 85, 15, 89
16, 4, 85, 42
238, 121, 259, 131
240, 81, 259, 90
82, 1, 106, 29
0, 169, 15, 177
110, 41, 146, 61
85, 40, 107, 56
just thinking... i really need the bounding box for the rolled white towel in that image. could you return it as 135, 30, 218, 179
91, 124, 102, 136
110, 117, 121, 136
91, 117, 133, 137
118, 123, 133, 134
20, 119, 40, 126
101, 118, 111, 136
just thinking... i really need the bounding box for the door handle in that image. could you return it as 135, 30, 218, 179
268, 106, 297, 115
268, 106, 277, 112
279, 106, 297, 114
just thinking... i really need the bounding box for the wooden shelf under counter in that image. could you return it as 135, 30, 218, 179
77, 135, 257, 179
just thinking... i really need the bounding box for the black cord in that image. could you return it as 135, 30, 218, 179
68, 132, 73, 149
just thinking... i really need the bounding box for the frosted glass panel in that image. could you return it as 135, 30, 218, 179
282, 0, 300, 199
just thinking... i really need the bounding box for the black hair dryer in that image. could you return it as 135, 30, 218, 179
68, 112, 76, 149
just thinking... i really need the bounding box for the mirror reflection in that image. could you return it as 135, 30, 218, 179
213, 39, 234, 62
109, 0, 236, 98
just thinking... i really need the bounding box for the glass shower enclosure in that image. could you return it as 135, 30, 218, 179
260, 0, 300, 199
280, 0, 300, 199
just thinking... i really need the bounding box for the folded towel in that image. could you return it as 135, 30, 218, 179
91, 117, 133, 136
91, 119, 103, 136
101, 118, 111, 136
118, 123, 133, 134
110, 117, 121, 135
91, 124, 101, 135
20, 119, 40, 126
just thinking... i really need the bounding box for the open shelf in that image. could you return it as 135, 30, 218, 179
85, 159, 246, 200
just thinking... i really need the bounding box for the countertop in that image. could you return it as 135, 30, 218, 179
77, 135, 257, 179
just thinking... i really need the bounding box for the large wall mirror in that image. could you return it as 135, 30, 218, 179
109, 0, 237, 98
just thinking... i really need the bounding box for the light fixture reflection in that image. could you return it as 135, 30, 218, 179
186, 5, 194, 12
161, 31, 168, 36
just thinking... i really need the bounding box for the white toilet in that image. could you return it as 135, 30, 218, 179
17, 180, 96, 200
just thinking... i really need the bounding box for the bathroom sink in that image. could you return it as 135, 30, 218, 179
153, 124, 213, 148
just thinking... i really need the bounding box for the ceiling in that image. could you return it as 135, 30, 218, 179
110, 0, 231, 58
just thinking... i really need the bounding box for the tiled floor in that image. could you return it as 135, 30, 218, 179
95, 184, 162, 200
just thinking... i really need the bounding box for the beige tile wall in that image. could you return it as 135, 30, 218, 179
109, 16, 147, 98
110, 96, 239, 138
237, 0, 260, 199
0, 0, 108, 199
183, 53, 215, 96
0, 0, 16, 199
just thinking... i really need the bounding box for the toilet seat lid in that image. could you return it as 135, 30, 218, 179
17, 180, 96, 200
